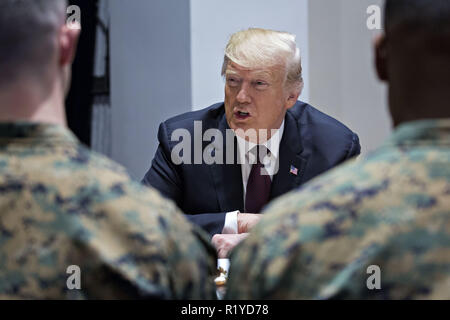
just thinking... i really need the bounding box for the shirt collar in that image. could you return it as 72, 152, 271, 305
0, 122, 78, 145
235, 120, 285, 159
384, 119, 450, 147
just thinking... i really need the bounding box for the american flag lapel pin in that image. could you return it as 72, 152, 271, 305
290, 165, 298, 176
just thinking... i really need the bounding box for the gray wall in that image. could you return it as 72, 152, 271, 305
109, 0, 191, 179
309, 0, 391, 155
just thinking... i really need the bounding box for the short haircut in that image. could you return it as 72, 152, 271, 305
221, 28, 303, 91
0, 0, 67, 87
385, 0, 450, 35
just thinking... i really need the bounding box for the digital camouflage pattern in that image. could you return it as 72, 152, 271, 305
0, 123, 217, 299
227, 119, 450, 299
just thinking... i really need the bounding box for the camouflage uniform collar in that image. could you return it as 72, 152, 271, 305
0, 122, 79, 144
387, 119, 450, 146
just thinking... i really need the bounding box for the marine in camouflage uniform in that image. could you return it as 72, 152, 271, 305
226, 119, 450, 299
0, 123, 217, 299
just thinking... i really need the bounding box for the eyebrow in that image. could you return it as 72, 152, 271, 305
225, 69, 273, 80
251, 71, 273, 79
225, 69, 240, 76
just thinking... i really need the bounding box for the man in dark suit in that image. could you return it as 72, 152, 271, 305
143, 28, 360, 257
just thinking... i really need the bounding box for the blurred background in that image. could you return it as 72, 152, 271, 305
67, 0, 389, 180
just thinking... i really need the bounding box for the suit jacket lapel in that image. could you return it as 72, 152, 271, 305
270, 111, 308, 200
208, 107, 307, 211
209, 111, 245, 212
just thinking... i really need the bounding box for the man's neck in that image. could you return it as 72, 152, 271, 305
389, 49, 450, 127
0, 80, 67, 126
390, 90, 450, 127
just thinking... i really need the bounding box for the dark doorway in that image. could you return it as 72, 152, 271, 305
65, 0, 99, 147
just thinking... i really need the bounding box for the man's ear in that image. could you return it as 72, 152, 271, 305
375, 33, 388, 82
285, 86, 302, 110
59, 24, 81, 67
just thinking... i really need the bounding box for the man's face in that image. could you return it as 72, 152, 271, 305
224, 62, 296, 142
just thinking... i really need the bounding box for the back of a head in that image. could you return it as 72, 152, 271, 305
385, 0, 450, 36
382, 0, 450, 123
0, 0, 67, 88
384, 0, 450, 59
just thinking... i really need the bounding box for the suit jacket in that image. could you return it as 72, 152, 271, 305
142, 101, 361, 237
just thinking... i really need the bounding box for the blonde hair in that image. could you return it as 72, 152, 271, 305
221, 28, 303, 91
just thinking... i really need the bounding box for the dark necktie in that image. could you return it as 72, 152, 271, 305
245, 146, 272, 213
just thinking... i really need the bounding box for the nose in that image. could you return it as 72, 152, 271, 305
236, 83, 251, 104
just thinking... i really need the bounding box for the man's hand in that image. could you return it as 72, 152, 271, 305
237, 213, 262, 233
211, 233, 249, 258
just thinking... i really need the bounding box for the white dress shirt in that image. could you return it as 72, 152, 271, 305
222, 121, 285, 234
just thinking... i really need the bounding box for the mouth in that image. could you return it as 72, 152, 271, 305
234, 110, 251, 121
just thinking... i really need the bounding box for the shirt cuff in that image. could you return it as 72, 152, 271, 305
222, 210, 239, 234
